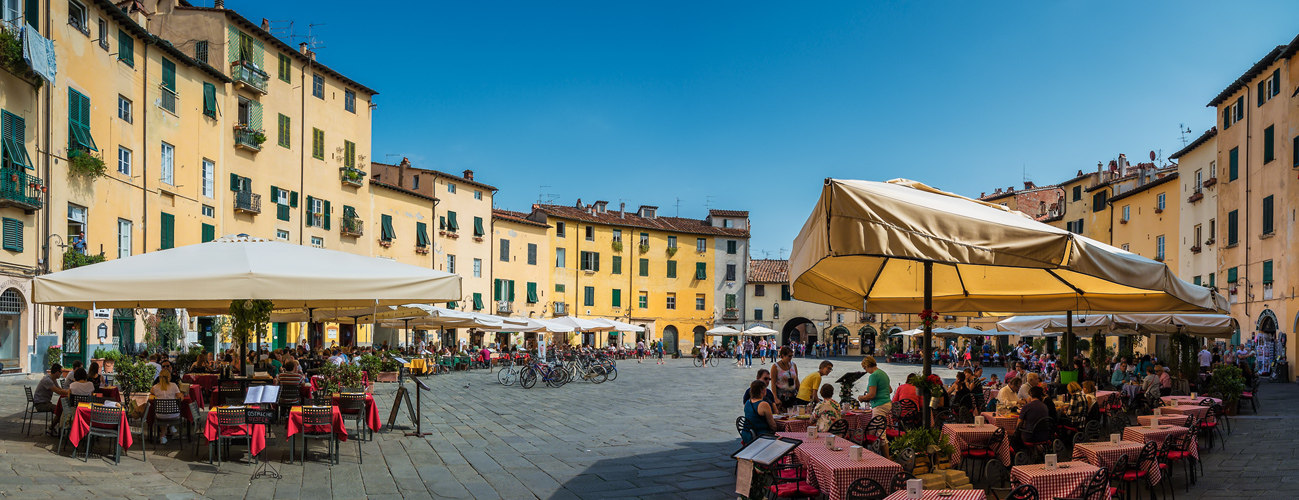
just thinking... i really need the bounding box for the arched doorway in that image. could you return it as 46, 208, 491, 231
828, 325, 849, 355
1257, 309, 1280, 376
781, 317, 814, 346
0, 289, 23, 372
693, 325, 707, 347
859, 326, 877, 355
663, 325, 678, 355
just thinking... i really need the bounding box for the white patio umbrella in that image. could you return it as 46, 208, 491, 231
548, 316, 616, 332
998, 313, 1238, 338
593, 318, 646, 332
706, 326, 742, 336
741, 325, 779, 336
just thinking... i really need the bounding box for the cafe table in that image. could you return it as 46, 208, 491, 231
979, 411, 1020, 434
95, 386, 121, 402
285, 405, 348, 463
182, 373, 219, 397
1123, 425, 1198, 461
942, 423, 1012, 466
883, 491, 984, 500
67, 402, 133, 450
403, 358, 428, 375
203, 406, 267, 457
331, 392, 384, 433
1137, 414, 1191, 427
1161, 395, 1222, 406
1159, 404, 1209, 420
1073, 441, 1161, 485
1010, 461, 1106, 500
777, 416, 811, 433
1094, 390, 1119, 406
777, 432, 902, 500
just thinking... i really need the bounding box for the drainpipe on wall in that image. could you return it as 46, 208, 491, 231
39, 0, 52, 352
1244, 84, 1251, 336
141, 41, 149, 254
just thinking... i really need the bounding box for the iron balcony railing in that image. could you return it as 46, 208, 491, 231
0, 168, 43, 212
340, 166, 366, 187
233, 128, 262, 151
230, 60, 268, 94
341, 216, 364, 237
234, 191, 261, 214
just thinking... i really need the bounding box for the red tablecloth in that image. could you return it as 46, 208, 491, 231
1011, 462, 1109, 500
67, 404, 132, 449
203, 408, 267, 456
331, 393, 382, 431
182, 374, 219, 396
943, 423, 1012, 466
96, 386, 121, 402
209, 382, 310, 408
188, 385, 204, 409
884, 491, 985, 500
286, 406, 348, 441
145, 397, 194, 425
979, 411, 1020, 434
777, 432, 902, 500
1123, 425, 1198, 461
1073, 441, 1162, 485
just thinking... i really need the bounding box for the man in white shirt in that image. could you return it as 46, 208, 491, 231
1199, 347, 1213, 368
998, 377, 1023, 407
145, 354, 163, 383
1018, 372, 1040, 401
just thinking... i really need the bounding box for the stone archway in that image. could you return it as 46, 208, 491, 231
859, 326, 877, 355
782, 317, 815, 346
662, 325, 678, 355
693, 325, 707, 346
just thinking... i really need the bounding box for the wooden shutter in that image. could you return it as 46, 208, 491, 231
494, 279, 502, 301
117, 30, 133, 65
1258, 81, 1266, 106
1227, 209, 1238, 244
1223, 107, 1230, 130
249, 101, 262, 130
290, 191, 298, 207
666, 260, 676, 278
159, 212, 174, 249
473, 216, 484, 237
612, 289, 621, 307
203, 82, 217, 117
202, 223, 215, 243
527, 243, 536, 265
416, 222, 429, 246
227, 24, 241, 62
305, 196, 315, 227
508, 280, 515, 302
312, 129, 324, 159
161, 58, 176, 90
695, 262, 706, 280
278, 114, 290, 147
1263, 196, 1274, 234
381, 214, 394, 240
1263, 261, 1274, 284
1264, 126, 1274, 163
278, 53, 291, 82
639, 258, 648, 276
1229, 147, 1239, 180
24, 0, 37, 28
1227, 267, 1237, 283
2, 218, 22, 252
447, 211, 459, 232
612, 255, 621, 274
526, 282, 538, 303
322, 200, 331, 230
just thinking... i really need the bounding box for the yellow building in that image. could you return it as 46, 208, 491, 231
527, 201, 748, 353
491, 209, 551, 349
1109, 172, 1179, 272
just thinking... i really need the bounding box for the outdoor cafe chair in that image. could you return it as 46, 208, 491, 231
301, 405, 338, 465
22, 386, 52, 437
845, 477, 887, 500
213, 407, 252, 466
986, 460, 1015, 499
1118, 441, 1158, 500
187, 401, 206, 458
150, 398, 185, 448
56, 397, 75, 456
80, 404, 126, 464
1165, 432, 1198, 488
736, 416, 753, 445
765, 453, 819, 499
1239, 379, 1259, 413
218, 381, 244, 406
277, 382, 302, 418
889, 471, 915, 493
827, 418, 849, 439
1005, 484, 1040, 500
962, 426, 1004, 483
338, 393, 367, 461
1199, 407, 1226, 451
1052, 467, 1111, 500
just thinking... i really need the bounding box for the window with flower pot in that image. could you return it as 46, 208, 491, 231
380, 214, 395, 242
305, 196, 330, 229
67, 89, 96, 154
416, 222, 430, 249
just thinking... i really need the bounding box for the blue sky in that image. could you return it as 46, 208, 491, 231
234, 1, 1299, 258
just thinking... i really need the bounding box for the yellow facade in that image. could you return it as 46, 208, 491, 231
491, 210, 551, 319
427, 172, 493, 318
1109, 175, 1179, 275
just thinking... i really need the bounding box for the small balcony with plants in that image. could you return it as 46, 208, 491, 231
230, 60, 268, 94
0, 20, 42, 88
0, 168, 44, 212
233, 125, 265, 151
233, 190, 261, 214
340, 216, 364, 237
340, 166, 366, 187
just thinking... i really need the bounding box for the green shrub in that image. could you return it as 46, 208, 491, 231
45, 346, 63, 368
68, 149, 108, 178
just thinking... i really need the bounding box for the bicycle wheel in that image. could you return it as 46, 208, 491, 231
709, 356, 719, 367
588, 366, 608, 384
605, 364, 618, 381
497, 366, 517, 386
693, 356, 703, 367
519, 366, 537, 389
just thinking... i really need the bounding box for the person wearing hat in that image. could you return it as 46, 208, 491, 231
1141, 365, 1162, 401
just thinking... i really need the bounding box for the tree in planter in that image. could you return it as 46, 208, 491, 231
142, 309, 184, 354
316, 361, 365, 395
229, 299, 273, 376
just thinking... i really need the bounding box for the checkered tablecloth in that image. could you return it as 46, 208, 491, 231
979, 411, 1019, 434
1095, 391, 1119, 406
1160, 405, 1209, 419
883, 490, 986, 500
1073, 441, 1161, 485
1123, 425, 1199, 461
984, 387, 999, 403
777, 432, 903, 500
942, 423, 1012, 467
1161, 396, 1221, 406
843, 411, 871, 429
1011, 462, 1108, 500
778, 418, 811, 433
1137, 415, 1192, 427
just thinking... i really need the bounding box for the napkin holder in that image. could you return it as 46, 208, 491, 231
807, 426, 817, 439
1044, 454, 1058, 470
906, 478, 923, 499
974, 415, 985, 425
1153, 408, 1161, 417
1110, 433, 1120, 444
849, 445, 863, 461
823, 433, 835, 449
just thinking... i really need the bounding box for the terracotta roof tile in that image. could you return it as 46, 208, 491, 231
492, 209, 549, 229
533, 204, 750, 237
748, 259, 789, 283
709, 209, 749, 217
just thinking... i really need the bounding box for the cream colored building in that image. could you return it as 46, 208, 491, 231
1172, 129, 1219, 293
744, 259, 830, 348
491, 209, 551, 349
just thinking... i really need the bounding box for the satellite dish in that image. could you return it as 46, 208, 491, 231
1149, 151, 1157, 161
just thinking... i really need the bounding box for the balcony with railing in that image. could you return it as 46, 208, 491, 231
233, 190, 261, 214
159, 85, 178, 114
0, 20, 42, 87
340, 166, 366, 187
496, 301, 513, 314
722, 308, 738, 320
233, 127, 264, 152
341, 216, 364, 237
230, 60, 268, 94
0, 169, 44, 212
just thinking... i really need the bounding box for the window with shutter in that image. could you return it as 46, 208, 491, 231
1223, 107, 1231, 130
323, 200, 331, 230
278, 114, 290, 148
472, 293, 483, 311
380, 214, 395, 241
1, 218, 21, 252
159, 212, 174, 249
584, 287, 594, 307
494, 279, 502, 301
1263, 195, 1274, 234
695, 262, 706, 280
639, 258, 648, 276
416, 222, 430, 246
202, 223, 215, 243
781, 285, 791, 300
1235, 96, 1244, 120
344, 140, 355, 168
499, 238, 509, 262
1229, 147, 1239, 181
67, 89, 96, 153
612, 289, 621, 307
526, 282, 538, 303
527, 243, 536, 265
1263, 260, 1273, 284
666, 260, 676, 278
278, 53, 291, 83
1264, 126, 1275, 163
1091, 190, 1107, 212
726, 240, 737, 254
507, 280, 515, 302
1, 110, 33, 170
446, 211, 459, 232
725, 264, 736, 281
117, 29, 134, 66
612, 255, 621, 274
725, 294, 735, 309
305, 196, 315, 227
473, 216, 485, 237
1227, 209, 1238, 245
312, 129, 324, 159
1228, 267, 1237, 283
202, 82, 218, 117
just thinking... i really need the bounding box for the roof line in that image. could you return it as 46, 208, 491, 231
1105, 172, 1179, 204
370, 179, 437, 203
1169, 127, 1218, 160
93, 0, 231, 83
1206, 45, 1285, 107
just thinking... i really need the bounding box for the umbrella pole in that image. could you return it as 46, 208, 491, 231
1066, 310, 1074, 366
923, 261, 933, 428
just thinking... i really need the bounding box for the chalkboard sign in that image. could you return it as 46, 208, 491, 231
246, 408, 277, 425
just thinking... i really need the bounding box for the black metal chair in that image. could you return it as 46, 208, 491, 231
844, 477, 887, 500
1107, 454, 1131, 500
150, 398, 185, 447
1239, 379, 1259, 413
827, 418, 849, 439
963, 426, 1005, 483
187, 400, 206, 459
218, 381, 244, 406
22, 386, 52, 437
213, 407, 252, 466
1165, 431, 1198, 489
1006, 484, 1040, 500
125, 401, 150, 462
300, 405, 338, 465
986, 460, 1015, 499
277, 382, 302, 418
736, 416, 751, 444
56, 397, 76, 456
889, 471, 914, 493
338, 393, 367, 462
80, 405, 126, 464
1052, 467, 1109, 500
1199, 406, 1226, 451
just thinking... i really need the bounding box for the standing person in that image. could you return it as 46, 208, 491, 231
857, 356, 892, 455
770, 347, 800, 410
744, 338, 754, 367
1198, 346, 1213, 371
794, 361, 833, 407
656, 340, 665, 365
72, 231, 87, 254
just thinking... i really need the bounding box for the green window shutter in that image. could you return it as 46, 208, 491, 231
290, 191, 298, 207
161, 58, 176, 90
666, 260, 676, 278
159, 212, 174, 249
726, 240, 736, 254
1273, 69, 1282, 96
438, 216, 446, 230
508, 280, 515, 302
1257, 81, 1266, 106
695, 262, 706, 280
494, 279, 502, 301
527, 282, 538, 303
1229, 147, 1239, 181
447, 301, 457, 309
322, 200, 331, 230
227, 25, 240, 62
24, 0, 37, 28
1193, 276, 1201, 286
277, 204, 290, 221
1209, 273, 1215, 287
1264, 126, 1275, 163
1263, 195, 1274, 234
612, 255, 621, 275
230, 173, 240, 191
2, 218, 22, 252
1263, 261, 1273, 284
639, 258, 648, 276
781, 285, 791, 300
202, 82, 217, 117
472, 293, 483, 311
416, 222, 429, 246
201, 223, 215, 243
305, 196, 315, 227
249, 101, 262, 130
447, 211, 459, 232
1, 111, 33, 170
612, 289, 621, 307
555, 284, 565, 293
117, 30, 134, 66
278, 53, 291, 83
381, 214, 395, 240
312, 129, 324, 159
473, 216, 485, 237
270, 185, 279, 201
1227, 209, 1238, 244
1222, 107, 1230, 130
1227, 267, 1237, 283
278, 114, 290, 147
344, 140, 355, 168
67, 89, 96, 152
584, 287, 594, 307
725, 293, 736, 309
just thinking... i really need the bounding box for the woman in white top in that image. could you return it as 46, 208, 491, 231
151, 369, 183, 442
68, 368, 95, 396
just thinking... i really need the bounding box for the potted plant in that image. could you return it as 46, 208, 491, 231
891, 428, 956, 471
100, 350, 122, 373
317, 361, 367, 394
1207, 364, 1246, 415
45, 346, 63, 371
611, 241, 623, 252
912, 374, 946, 407
68, 149, 108, 178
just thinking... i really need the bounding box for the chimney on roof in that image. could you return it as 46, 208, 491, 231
619, 202, 625, 218
400, 157, 410, 168
994, 188, 1002, 195
299, 42, 315, 61
262, 18, 270, 31
980, 192, 985, 198
214, 0, 223, 8
1007, 186, 1014, 192
462, 169, 474, 181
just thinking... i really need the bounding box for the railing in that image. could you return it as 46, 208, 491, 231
496, 301, 513, 314
340, 166, 366, 187
159, 85, 177, 114
341, 216, 363, 237
0, 168, 44, 212
230, 61, 268, 94
722, 310, 738, 320
233, 128, 263, 151
233, 191, 261, 214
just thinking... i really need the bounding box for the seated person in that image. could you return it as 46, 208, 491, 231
33, 364, 70, 433
1011, 386, 1050, 452
743, 381, 779, 441
68, 368, 96, 396
998, 376, 1023, 408
893, 374, 923, 410
813, 384, 843, 432
189, 355, 211, 374
1081, 380, 1101, 422
742, 369, 778, 409
86, 362, 103, 392
151, 369, 183, 444
277, 361, 306, 386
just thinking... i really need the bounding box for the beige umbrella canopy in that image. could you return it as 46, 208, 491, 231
33, 236, 462, 313
789, 179, 1228, 314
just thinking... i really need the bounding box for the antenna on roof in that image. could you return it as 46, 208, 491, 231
674, 197, 681, 217
268, 20, 293, 41
537, 186, 559, 205
704, 195, 715, 211
1178, 124, 1193, 147
778, 248, 788, 260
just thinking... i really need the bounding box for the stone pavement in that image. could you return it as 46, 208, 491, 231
0, 356, 1293, 499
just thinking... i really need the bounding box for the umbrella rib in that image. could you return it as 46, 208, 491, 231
1045, 269, 1086, 299
862, 257, 889, 305
953, 265, 969, 297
